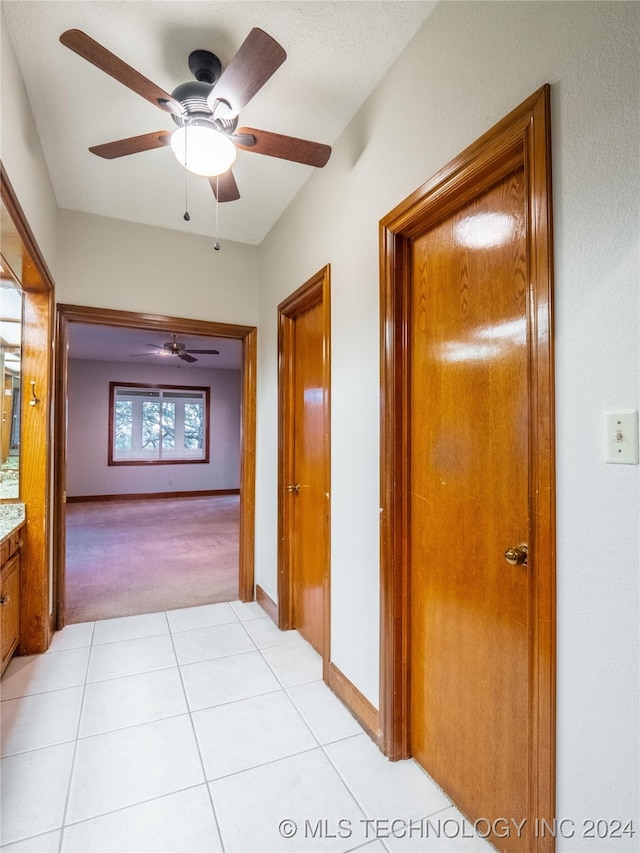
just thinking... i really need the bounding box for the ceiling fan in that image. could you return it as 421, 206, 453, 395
59, 27, 332, 202
131, 335, 220, 364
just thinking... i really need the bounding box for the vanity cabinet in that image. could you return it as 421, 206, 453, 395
1, 524, 22, 675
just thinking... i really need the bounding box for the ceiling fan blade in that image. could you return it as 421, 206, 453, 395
178, 352, 198, 363
89, 131, 171, 160
185, 349, 220, 355
207, 28, 286, 117
60, 30, 183, 115
209, 171, 240, 203
235, 127, 331, 168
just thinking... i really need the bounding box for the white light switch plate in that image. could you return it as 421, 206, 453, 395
604, 410, 639, 464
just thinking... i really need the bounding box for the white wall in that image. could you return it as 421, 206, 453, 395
67, 359, 241, 497
0, 9, 58, 275
256, 2, 639, 847
56, 208, 260, 326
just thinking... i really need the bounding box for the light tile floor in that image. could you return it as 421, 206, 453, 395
1, 601, 493, 853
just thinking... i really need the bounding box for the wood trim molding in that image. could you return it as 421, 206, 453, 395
66, 489, 240, 503
1, 164, 54, 655
53, 304, 257, 625
277, 266, 331, 678
327, 662, 382, 748
0, 164, 55, 294
53, 308, 69, 631
55, 304, 255, 339
379, 86, 556, 852
255, 584, 278, 624
238, 326, 257, 602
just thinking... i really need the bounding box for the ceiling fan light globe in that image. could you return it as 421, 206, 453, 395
170, 125, 237, 177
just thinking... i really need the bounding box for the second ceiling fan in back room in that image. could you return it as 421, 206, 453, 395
59, 27, 332, 203
131, 335, 220, 364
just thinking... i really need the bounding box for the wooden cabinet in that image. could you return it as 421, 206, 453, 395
1, 525, 22, 675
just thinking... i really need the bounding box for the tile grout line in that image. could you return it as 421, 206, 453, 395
0, 644, 94, 703
56, 619, 96, 853
85, 602, 257, 646
166, 609, 227, 853
86, 636, 270, 687
344, 836, 392, 853
52, 612, 238, 847
207, 742, 330, 784
248, 627, 376, 840
208, 611, 376, 839
320, 750, 463, 853
3, 603, 413, 852
48, 781, 218, 835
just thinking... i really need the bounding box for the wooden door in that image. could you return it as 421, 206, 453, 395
292, 301, 325, 651
278, 267, 331, 659
410, 169, 529, 848
380, 88, 555, 853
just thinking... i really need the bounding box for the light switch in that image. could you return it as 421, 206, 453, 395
604, 410, 639, 464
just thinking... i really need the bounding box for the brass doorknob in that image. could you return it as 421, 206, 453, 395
286, 483, 300, 494
504, 543, 528, 566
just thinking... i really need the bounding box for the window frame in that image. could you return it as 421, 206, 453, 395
108, 381, 210, 466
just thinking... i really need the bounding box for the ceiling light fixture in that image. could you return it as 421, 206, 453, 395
170, 124, 237, 177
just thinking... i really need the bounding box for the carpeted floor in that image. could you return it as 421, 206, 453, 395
65, 495, 240, 624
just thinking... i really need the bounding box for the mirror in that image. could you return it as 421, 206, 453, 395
0, 276, 22, 500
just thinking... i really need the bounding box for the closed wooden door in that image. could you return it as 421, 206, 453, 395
278, 267, 331, 659
290, 301, 326, 652
409, 168, 530, 850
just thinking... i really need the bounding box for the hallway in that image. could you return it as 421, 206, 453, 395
0, 601, 491, 852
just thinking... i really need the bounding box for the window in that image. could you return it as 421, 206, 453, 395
109, 383, 210, 465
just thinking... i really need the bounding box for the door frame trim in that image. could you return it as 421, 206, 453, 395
53, 304, 257, 627
379, 86, 556, 850
1, 164, 54, 655
277, 265, 331, 677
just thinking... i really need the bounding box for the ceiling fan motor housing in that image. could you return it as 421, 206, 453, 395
164, 339, 186, 353
170, 50, 235, 131
171, 80, 213, 123
170, 79, 238, 134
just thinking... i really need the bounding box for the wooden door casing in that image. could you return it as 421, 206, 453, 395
379, 86, 555, 853
54, 305, 257, 627
278, 266, 331, 668
1, 166, 54, 656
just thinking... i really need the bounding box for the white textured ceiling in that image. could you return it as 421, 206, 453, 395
2, 1, 435, 245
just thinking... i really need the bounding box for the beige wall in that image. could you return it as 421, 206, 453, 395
56, 209, 260, 326
67, 359, 241, 497
1, 9, 58, 274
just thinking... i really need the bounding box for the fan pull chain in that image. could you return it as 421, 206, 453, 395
213, 176, 221, 250
183, 126, 190, 221
183, 173, 190, 222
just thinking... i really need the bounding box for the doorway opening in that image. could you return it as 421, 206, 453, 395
54, 305, 257, 629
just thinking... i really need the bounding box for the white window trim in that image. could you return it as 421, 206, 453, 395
109, 382, 210, 466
